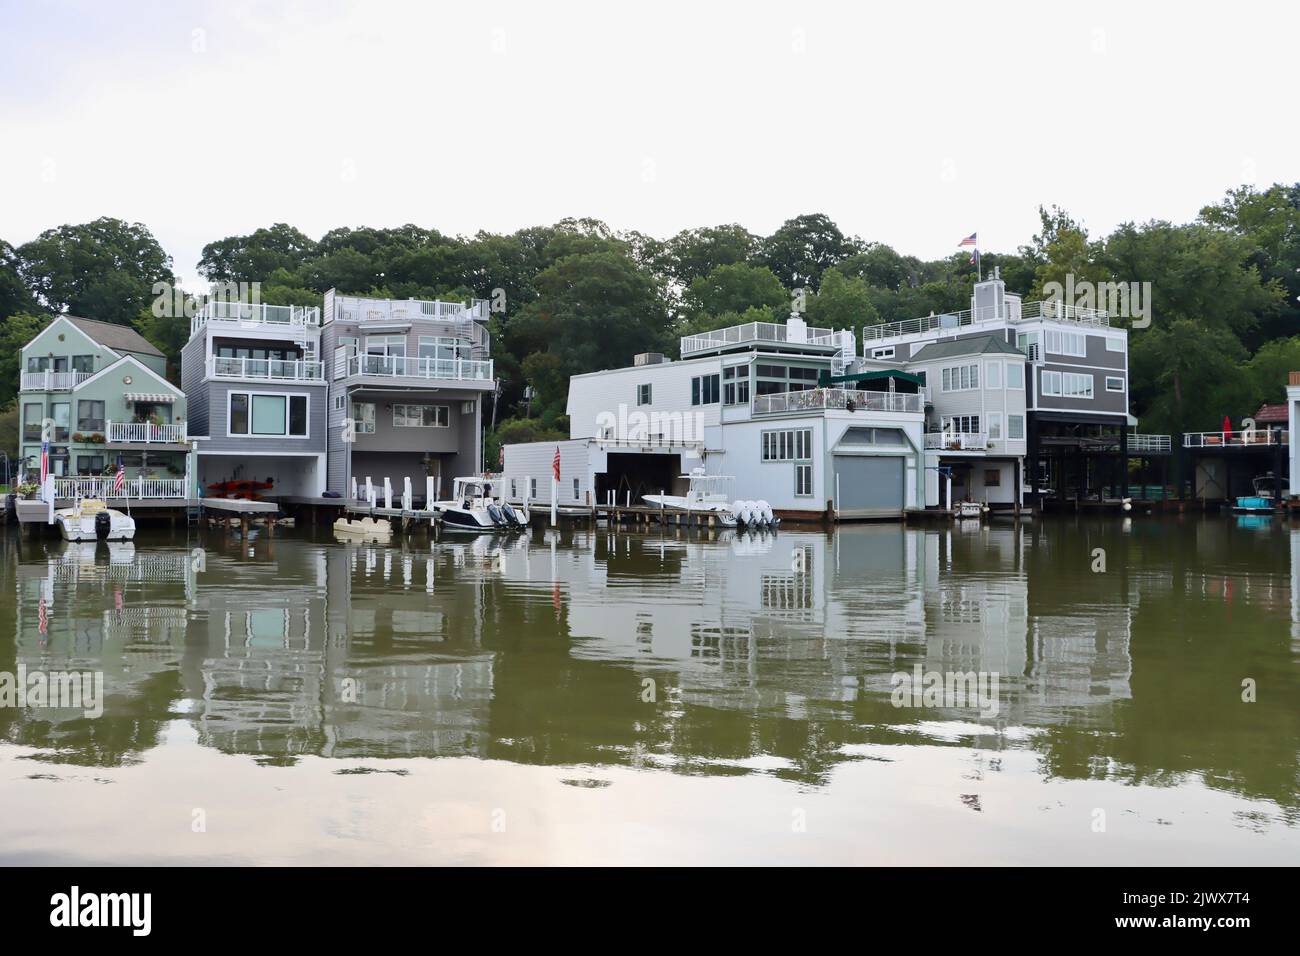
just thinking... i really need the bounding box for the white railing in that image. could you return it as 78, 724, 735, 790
336, 296, 490, 324
925, 432, 988, 450
191, 302, 320, 336
681, 321, 840, 356
347, 353, 494, 382
107, 421, 188, 443
752, 388, 922, 415
21, 370, 92, 391
1126, 433, 1172, 453
862, 300, 1110, 341
208, 356, 324, 381
52, 476, 188, 499
1183, 430, 1288, 448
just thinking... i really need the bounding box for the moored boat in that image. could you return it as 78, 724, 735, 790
54, 498, 136, 542
434, 477, 530, 533
643, 470, 738, 527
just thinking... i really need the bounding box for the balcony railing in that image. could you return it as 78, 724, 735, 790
52, 476, 188, 499
191, 302, 320, 336
107, 421, 188, 444
1125, 434, 1172, 453
752, 388, 922, 416
21, 370, 92, 391
334, 296, 490, 325
1183, 430, 1288, 448
346, 353, 494, 382
925, 432, 989, 451
681, 321, 842, 356
862, 299, 1110, 342
208, 356, 324, 382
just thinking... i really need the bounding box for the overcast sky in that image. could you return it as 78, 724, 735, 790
2, 0, 1296, 288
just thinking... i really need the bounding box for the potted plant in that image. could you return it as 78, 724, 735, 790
72, 431, 84, 443
17, 482, 39, 500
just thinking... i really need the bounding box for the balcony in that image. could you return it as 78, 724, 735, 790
862, 299, 1110, 342
208, 356, 324, 382
925, 432, 989, 451
191, 302, 320, 337
1183, 430, 1288, 448
107, 421, 189, 444
333, 294, 489, 325
21, 370, 92, 391
752, 388, 922, 416
343, 353, 494, 384
680, 321, 844, 357
52, 476, 187, 500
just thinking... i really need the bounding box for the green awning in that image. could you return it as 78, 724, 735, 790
818, 368, 924, 387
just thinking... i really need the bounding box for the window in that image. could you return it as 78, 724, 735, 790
333, 394, 346, 411
352, 402, 375, 433
984, 469, 1001, 487
637, 383, 652, 406
1041, 370, 1061, 397
1017, 331, 1041, 361
1062, 372, 1094, 398
722, 365, 750, 405
418, 336, 462, 361
26, 356, 49, 372
530, 478, 538, 500
1005, 362, 1025, 390
941, 415, 981, 434
23, 403, 42, 441
941, 364, 979, 392
573, 477, 580, 500
77, 400, 105, 432
1105, 376, 1125, 392
71, 355, 94, 373
1105, 337, 1126, 352
365, 335, 406, 357
76, 454, 105, 476
871, 346, 895, 360
1045, 329, 1086, 357
762, 428, 812, 462
511, 479, 517, 498
691, 374, 720, 405
1008, 415, 1024, 440
795, 463, 813, 496
229, 392, 309, 436
51, 402, 70, 441
985, 362, 1001, 389
987, 412, 1002, 441
393, 404, 449, 427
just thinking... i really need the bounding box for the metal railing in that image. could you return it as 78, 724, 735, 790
21, 370, 92, 391
107, 421, 188, 443
924, 432, 988, 450
1183, 430, 1288, 448
862, 299, 1110, 341
752, 388, 922, 415
191, 302, 320, 336
346, 353, 494, 382
681, 321, 840, 356
1126, 433, 1172, 453
52, 476, 188, 499
208, 356, 324, 381
336, 296, 490, 324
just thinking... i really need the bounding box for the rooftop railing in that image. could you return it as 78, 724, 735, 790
680, 321, 841, 356
192, 302, 320, 336
862, 300, 1110, 342
333, 296, 490, 324
1183, 430, 1288, 448
346, 353, 494, 383
752, 387, 922, 416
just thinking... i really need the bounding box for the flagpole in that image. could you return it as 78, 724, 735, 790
977, 247, 982, 282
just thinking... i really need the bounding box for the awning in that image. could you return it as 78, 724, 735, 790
819, 368, 924, 387
124, 392, 178, 403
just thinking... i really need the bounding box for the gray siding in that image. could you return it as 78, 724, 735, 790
197, 381, 328, 455
181, 335, 209, 436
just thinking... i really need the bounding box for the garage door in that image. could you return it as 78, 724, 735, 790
834, 455, 904, 517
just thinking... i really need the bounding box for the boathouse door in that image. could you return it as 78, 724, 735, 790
833, 455, 904, 517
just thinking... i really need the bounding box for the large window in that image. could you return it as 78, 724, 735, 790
1005, 362, 1025, 390
1045, 329, 1087, 357
691, 374, 720, 405
1063, 372, 1094, 398
366, 335, 406, 357
77, 400, 105, 432
418, 336, 463, 361
755, 364, 820, 395
985, 361, 1001, 389
76, 454, 105, 476
393, 404, 449, 427
71, 355, 95, 373
723, 365, 750, 405
987, 412, 1002, 440
795, 463, 813, 497
941, 364, 979, 392
1008, 415, 1024, 440
51, 402, 70, 441
1041, 370, 1061, 397
941, 415, 981, 434
229, 392, 309, 437
352, 402, 375, 433
762, 428, 812, 462
23, 403, 42, 441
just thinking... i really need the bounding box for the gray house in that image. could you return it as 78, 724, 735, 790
181, 301, 328, 497
320, 290, 493, 500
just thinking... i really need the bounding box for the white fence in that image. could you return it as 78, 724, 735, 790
107, 421, 188, 443
1183, 430, 1288, 448
345, 353, 493, 382
681, 320, 839, 356
924, 432, 989, 450
208, 356, 324, 382
21, 371, 92, 391
52, 476, 188, 499
752, 388, 922, 415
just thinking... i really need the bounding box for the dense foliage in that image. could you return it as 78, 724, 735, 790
2, 186, 1298, 455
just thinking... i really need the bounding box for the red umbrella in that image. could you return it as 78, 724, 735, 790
1223, 415, 1233, 440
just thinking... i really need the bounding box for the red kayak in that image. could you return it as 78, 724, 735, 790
207, 478, 274, 500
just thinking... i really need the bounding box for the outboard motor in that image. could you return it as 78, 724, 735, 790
486, 502, 506, 527
94, 510, 112, 540
731, 501, 749, 528
501, 502, 522, 527
756, 500, 775, 527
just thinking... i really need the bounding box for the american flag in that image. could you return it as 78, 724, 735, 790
958, 232, 977, 247
113, 454, 125, 495
552, 446, 561, 482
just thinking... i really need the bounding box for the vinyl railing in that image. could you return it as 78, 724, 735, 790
752, 388, 922, 415
924, 432, 988, 450
1126, 433, 1172, 453
208, 356, 325, 381
107, 421, 188, 443
1183, 430, 1288, 448
862, 300, 1110, 341
52, 476, 188, 499
191, 302, 320, 335
347, 353, 494, 381
21, 370, 92, 391
680, 321, 840, 356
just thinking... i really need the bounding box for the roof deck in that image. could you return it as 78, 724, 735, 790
191, 301, 320, 337
863, 299, 1110, 343
328, 293, 490, 326
680, 320, 850, 358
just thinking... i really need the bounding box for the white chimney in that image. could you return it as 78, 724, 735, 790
786, 313, 807, 343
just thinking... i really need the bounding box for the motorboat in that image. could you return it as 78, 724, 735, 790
643, 470, 738, 527
434, 477, 530, 533
955, 501, 988, 519
54, 497, 136, 542
1233, 473, 1286, 514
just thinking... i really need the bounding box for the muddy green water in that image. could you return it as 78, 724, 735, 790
0, 516, 1296, 865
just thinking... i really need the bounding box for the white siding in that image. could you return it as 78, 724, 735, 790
566, 357, 723, 440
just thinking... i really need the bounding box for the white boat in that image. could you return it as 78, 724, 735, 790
955, 501, 987, 519
643, 470, 738, 527
332, 516, 393, 541
434, 477, 530, 533
54, 498, 135, 542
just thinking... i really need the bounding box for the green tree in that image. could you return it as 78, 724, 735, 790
806, 267, 880, 341
660, 224, 759, 287
0, 240, 39, 319
197, 223, 317, 284
682, 262, 788, 326
758, 213, 855, 291
0, 313, 50, 407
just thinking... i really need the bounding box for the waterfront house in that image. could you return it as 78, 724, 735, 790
18, 315, 192, 499
180, 300, 328, 497
504, 314, 927, 519
319, 290, 494, 501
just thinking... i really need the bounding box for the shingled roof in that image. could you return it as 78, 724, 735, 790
66, 315, 164, 358
908, 333, 1023, 362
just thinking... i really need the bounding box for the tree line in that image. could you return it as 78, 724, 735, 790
2, 187, 1299, 461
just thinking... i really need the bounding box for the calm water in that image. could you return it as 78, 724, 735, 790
0, 516, 1297, 865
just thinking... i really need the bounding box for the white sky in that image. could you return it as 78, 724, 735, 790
1, 0, 1296, 289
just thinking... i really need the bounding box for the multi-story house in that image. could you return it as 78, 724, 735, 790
18, 315, 191, 499
862, 271, 1133, 503
181, 301, 328, 497
503, 315, 928, 519
319, 290, 493, 500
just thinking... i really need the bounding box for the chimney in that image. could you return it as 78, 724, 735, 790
786, 313, 807, 343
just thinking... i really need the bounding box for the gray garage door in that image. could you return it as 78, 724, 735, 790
833, 455, 904, 517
